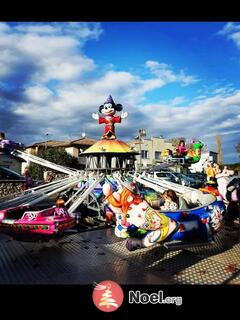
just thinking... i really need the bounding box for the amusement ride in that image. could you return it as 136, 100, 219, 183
0, 95, 229, 251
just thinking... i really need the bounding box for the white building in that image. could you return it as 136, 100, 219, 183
128, 136, 174, 169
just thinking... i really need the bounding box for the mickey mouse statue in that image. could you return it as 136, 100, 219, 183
92, 95, 128, 140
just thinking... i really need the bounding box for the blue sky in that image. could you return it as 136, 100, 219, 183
0, 22, 240, 163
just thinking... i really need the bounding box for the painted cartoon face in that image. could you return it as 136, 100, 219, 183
101, 103, 115, 116
209, 205, 223, 231
125, 201, 148, 227
151, 214, 162, 229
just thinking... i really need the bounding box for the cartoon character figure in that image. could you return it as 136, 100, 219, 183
104, 205, 116, 225
186, 140, 204, 163
102, 181, 177, 251
54, 197, 69, 218
92, 95, 128, 140
205, 162, 217, 186
162, 149, 173, 161
176, 140, 188, 156
215, 165, 235, 202
208, 205, 224, 232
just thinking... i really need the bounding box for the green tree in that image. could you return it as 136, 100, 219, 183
28, 148, 80, 180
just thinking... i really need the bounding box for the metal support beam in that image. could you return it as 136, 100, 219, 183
11, 150, 78, 175
68, 176, 104, 214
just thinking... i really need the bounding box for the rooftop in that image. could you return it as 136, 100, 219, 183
27, 137, 97, 148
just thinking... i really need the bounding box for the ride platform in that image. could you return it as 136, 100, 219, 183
0, 222, 240, 285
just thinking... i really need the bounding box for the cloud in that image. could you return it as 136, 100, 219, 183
25, 86, 53, 102
0, 22, 100, 85
2, 22, 103, 41
218, 22, 240, 49
145, 60, 199, 86
0, 22, 239, 163
170, 96, 187, 105
134, 90, 240, 162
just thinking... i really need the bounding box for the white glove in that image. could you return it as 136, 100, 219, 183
121, 111, 128, 119
92, 113, 99, 120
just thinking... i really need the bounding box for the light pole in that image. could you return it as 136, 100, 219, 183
137, 129, 146, 172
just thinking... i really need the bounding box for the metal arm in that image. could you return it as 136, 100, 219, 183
11, 149, 78, 176
68, 175, 104, 214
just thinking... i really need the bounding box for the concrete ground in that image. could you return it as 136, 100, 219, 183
0, 222, 240, 285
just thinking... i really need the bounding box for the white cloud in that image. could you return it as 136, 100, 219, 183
218, 22, 240, 49
1, 22, 239, 162
212, 87, 234, 95
138, 90, 240, 149
170, 96, 186, 105
13, 22, 103, 40
25, 86, 53, 102
204, 129, 240, 137
0, 22, 101, 83
145, 60, 199, 86
0, 22, 10, 32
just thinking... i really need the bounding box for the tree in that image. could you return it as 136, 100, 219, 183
28, 148, 80, 180
216, 134, 223, 165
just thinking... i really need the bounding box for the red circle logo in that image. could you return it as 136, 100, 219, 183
92, 280, 124, 312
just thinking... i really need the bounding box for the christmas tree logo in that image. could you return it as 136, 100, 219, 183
92, 280, 124, 312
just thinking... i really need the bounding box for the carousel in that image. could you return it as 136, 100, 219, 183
0, 95, 226, 250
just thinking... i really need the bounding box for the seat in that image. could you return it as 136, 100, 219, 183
178, 196, 189, 210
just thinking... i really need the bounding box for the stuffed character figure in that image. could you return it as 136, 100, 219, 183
54, 197, 69, 218
102, 181, 177, 251
92, 95, 128, 140
215, 165, 235, 202
186, 140, 204, 163
176, 140, 188, 156
205, 162, 217, 186
162, 149, 173, 161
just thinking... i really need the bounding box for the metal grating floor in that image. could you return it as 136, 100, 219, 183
0, 225, 240, 285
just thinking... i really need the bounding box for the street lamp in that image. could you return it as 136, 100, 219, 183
45, 133, 49, 150
137, 129, 146, 172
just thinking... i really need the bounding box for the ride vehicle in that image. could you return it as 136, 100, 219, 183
0, 199, 76, 237
151, 171, 178, 183
172, 172, 203, 188
102, 179, 225, 251
150, 171, 201, 188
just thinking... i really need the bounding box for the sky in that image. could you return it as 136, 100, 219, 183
0, 21, 240, 163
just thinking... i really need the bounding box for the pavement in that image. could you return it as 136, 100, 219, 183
0, 222, 240, 285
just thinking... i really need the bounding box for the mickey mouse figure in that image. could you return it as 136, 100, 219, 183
92, 95, 128, 140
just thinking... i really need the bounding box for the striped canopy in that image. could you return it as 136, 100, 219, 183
82, 139, 137, 154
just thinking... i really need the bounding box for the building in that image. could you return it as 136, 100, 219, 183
128, 136, 175, 169
24, 137, 97, 173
